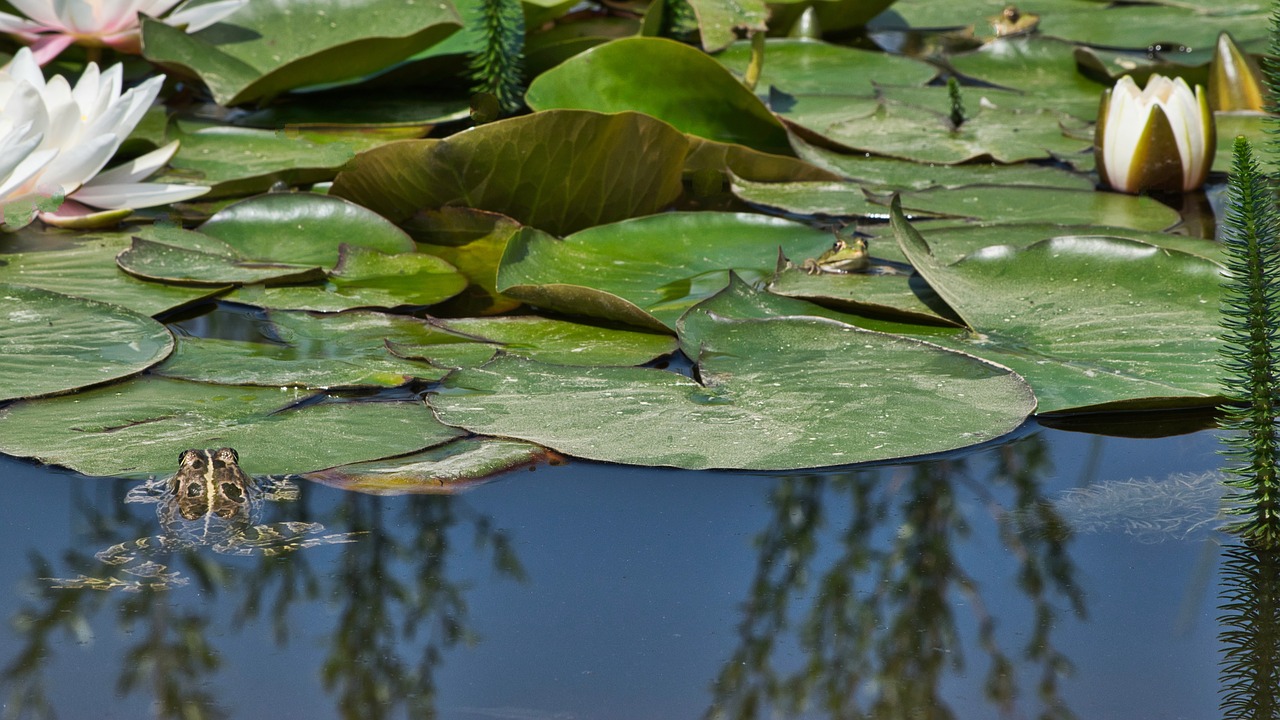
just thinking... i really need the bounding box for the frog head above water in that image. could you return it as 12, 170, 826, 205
802, 237, 871, 275
171, 447, 253, 522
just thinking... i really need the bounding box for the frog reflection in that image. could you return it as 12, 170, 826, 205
47, 448, 361, 591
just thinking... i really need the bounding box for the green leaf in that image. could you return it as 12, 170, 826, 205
396, 315, 679, 366
891, 198, 1223, 413
496, 212, 836, 330
199, 193, 415, 266
687, 0, 768, 51
222, 246, 467, 312
0, 376, 461, 478
155, 310, 459, 388
430, 314, 1035, 470
715, 38, 936, 96
140, 1, 462, 106
809, 102, 1089, 165
790, 135, 1094, 191
0, 283, 173, 402
948, 36, 1108, 121
302, 436, 561, 494
0, 230, 225, 316
158, 121, 397, 198
117, 227, 327, 286
767, 259, 958, 325
331, 110, 689, 236
526, 37, 791, 154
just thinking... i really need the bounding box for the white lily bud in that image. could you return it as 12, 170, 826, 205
1094, 74, 1215, 194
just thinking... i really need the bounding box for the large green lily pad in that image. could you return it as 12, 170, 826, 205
0, 284, 174, 402
948, 36, 1108, 121
430, 314, 1035, 470
117, 226, 326, 286
496, 212, 836, 330
891, 198, 1223, 413
223, 246, 467, 312
394, 316, 678, 367
331, 110, 689, 237
158, 121, 401, 198
0, 231, 224, 316
526, 37, 791, 154
140, 0, 462, 106
0, 377, 461, 477
715, 38, 936, 96
734, 181, 1183, 230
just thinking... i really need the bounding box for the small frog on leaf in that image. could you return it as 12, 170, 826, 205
802, 237, 871, 275
989, 5, 1040, 37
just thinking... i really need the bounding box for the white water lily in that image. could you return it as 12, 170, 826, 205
1094, 74, 1215, 194
0, 0, 246, 65
0, 47, 208, 227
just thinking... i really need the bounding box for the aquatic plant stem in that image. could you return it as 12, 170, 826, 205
947, 76, 965, 129
1219, 135, 1280, 546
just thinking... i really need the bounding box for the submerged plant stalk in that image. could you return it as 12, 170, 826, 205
468, 0, 526, 116
1219, 135, 1280, 546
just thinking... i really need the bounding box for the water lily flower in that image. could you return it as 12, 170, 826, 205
1094, 74, 1215, 194
0, 0, 246, 65
0, 47, 208, 228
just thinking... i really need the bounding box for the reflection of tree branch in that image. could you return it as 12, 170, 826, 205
709, 436, 1083, 720
1219, 542, 1280, 720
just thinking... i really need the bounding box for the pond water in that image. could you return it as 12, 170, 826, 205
0, 413, 1247, 719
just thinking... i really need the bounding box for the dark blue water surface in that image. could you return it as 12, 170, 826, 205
0, 419, 1237, 719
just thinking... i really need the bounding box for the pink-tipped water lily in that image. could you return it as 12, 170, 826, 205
0, 0, 246, 65
0, 47, 208, 228
1094, 74, 1215, 194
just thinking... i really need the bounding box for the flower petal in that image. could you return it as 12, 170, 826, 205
70, 180, 209, 209
89, 140, 180, 185
166, 0, 245, 32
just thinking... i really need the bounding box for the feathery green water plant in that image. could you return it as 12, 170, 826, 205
947, 75, 965, 129
1219, 136, 1280, 546
1219, 543, 1280, 720
467, 0, 525, 116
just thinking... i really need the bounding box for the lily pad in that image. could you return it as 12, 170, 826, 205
0, 376, 461, 478
395, 316, 679, 367
790, 135, 1094, 191
117, 227, 326, 286
223, 246, 467, 312
767, 258, 957, 325
140, 0, 462, 106
891, 198, 1223, 413
406, 207, 525, 314
198, 192, 415, 266
496, 212, 836, 330
893, 186, 1182, 230
301, 437, 562, 495
948, 36, 1108, 121
813, 102, 1089, 164
715, 38, 937, 96
430, 314, 1035, 470
158, 121, 400, 198
155, 310, 459, 388
0, 283, 174, 402
0, 231, 225, 316
331, 110, 689, 237
525, 37, 791, 154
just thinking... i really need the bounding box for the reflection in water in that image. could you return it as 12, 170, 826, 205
1, 480, 524, 719
1219, 543, 1280, 719
707, 436, 1084, 719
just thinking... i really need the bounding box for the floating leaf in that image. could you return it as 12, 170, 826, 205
715, 38, 936, 96
0, 377, 461, 477
891, 198, 1222, 413
767, 259, 958, 325
430, 314, 1035, 470
0, 284, 173, 402
525, 37, 791, 154
331, 110, 689, 236
0, 230, 224, 316
302, 437, 562, 495
396, 315, 679, 367
117, 227, 326, 286
496, 212, 836, 330
140, 1, 462, 106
